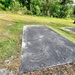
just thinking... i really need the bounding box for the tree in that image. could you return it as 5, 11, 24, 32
0, 0, 14, 10
18, 0, 31, 10
30, 0, 40, 15
0, 0, 74, 18
40, 0, 57, 16
58, 0, 73, 18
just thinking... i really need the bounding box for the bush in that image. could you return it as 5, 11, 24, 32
21, 6, 28, 14
0, 3, 5, 10
34, 5, 40, 15
12, 1, 20, 11
27, 10, 33, 15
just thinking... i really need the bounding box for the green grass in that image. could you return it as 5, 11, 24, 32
0, 11, 75, 62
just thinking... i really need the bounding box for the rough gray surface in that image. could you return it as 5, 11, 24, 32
65, 28, 75, 33
63, 27, 75, 33
0, 69, 9, 75
20, 26, 75, 74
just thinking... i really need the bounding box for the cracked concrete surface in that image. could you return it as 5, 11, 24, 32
20, 26, 75, 74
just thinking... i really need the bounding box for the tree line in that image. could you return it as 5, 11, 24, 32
0, 0, 75, 18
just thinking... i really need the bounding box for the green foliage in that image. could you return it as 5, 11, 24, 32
0, 0, 74, 18
73, 5, 75, 15
0, 3, 5, 9
30, 0, 40, 15
34, 5, 40, 15
12, 1, 20, 11
0, 0, 15, 10
73, 5, 75, 23
58, 0, 73, 18
50, 2, 60, 17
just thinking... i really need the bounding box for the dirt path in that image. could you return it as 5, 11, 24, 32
0, 14, 6, 18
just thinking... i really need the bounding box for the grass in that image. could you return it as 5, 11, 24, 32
0, 11, 75, 62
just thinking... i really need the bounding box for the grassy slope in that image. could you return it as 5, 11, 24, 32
0, 11, 75, 62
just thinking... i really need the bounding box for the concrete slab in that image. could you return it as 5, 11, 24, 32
20, 25, 75, 74
62, 27, 75, 33
66, 28, 75, 33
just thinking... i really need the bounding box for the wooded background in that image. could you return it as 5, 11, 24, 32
0, 0, 75, 18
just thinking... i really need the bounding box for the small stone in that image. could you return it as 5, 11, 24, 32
8, 24, 12, 26
0, 69, 9, 75
4, 56, 15, 65
9, 70, 15, 75
5, 60, 10, 65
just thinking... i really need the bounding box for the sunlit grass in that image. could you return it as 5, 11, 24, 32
48, 26, 75, 44
0, 11, 75, 62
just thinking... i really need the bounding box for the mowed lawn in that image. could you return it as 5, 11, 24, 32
0, 11, 75, 62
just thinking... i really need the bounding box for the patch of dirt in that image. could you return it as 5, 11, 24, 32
23, 62, 75, 75
0, 56, 20, 75
0, 14, 6, 18
0, 56, 75, 75
0, 19, 13, 26
0, 64, 5, 69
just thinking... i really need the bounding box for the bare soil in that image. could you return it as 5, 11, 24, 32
1, 57, 75, 75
